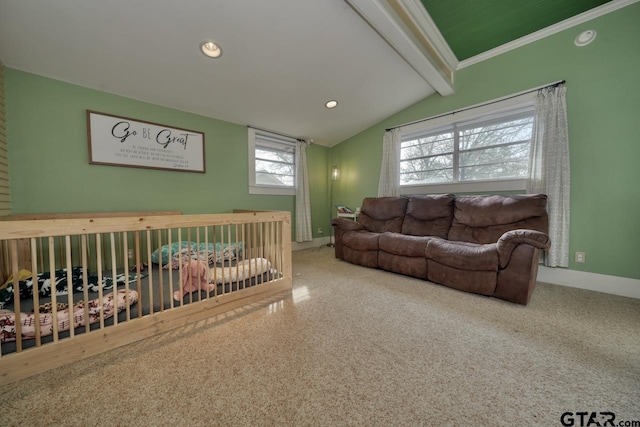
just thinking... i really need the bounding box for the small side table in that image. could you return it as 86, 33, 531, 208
337, 212, 359, 221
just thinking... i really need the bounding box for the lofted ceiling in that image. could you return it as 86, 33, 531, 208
0, 0, 625, 147
421, 0, 613, 60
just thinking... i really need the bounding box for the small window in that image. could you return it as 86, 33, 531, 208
249, 128, 296, 195
400, 107, 534, 193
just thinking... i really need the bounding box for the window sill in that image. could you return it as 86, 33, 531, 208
249, 185, 295, 196
400, 179, 527, 195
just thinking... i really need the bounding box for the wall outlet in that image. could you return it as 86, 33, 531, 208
317, 227, 323, 234
575, 252, 586, 263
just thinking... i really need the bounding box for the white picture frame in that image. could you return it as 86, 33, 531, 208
87, 110, 205, 173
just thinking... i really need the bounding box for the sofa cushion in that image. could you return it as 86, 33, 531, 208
357, 197, 408, 233
427, 261, 497, 296
379, 232, 431, 257
342, 231, 381, 268
344, 248, 378, 268
426, 238, 499, 271
379, 252, 427, 279
401, 194, 454, 238
448, 194, 549, 244
342, 231, 381, 251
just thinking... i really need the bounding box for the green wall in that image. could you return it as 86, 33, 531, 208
5, 69, 329, 240
5, 4, 639, 277
330, 3, 640, 280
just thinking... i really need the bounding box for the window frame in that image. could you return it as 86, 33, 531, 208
248, 128, 297, 196
398, 94, 536, 194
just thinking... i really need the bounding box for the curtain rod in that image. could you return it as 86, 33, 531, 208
385, 79, 565, 132
247, 125, 308, 143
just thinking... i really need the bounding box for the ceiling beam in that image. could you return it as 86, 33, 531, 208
346, 0, 455, 96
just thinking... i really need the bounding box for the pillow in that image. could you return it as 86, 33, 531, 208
209, 258, 272, 284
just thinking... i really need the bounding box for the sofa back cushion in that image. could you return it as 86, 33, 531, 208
401, 194, 455, 238
448, 194, 549, 244
358, 197, 408, 233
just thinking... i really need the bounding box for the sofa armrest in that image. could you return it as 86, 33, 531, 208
497, 229, 551, 268
331, 218, 364, 231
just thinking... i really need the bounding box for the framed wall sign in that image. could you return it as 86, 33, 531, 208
87, 110, 205, 173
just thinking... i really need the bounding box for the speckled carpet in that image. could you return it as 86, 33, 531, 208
1, 246, 639, 426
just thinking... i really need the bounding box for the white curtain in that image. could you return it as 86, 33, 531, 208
378, 128, 401, 197
295, 140, 313, 242
527, 85, 570, 267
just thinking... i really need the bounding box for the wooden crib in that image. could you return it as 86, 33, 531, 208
0, 210, 292, 384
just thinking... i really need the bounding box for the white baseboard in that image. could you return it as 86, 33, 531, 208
290, 241, 640, 300
537, 266, 640, 299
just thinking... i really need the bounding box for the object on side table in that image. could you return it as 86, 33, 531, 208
336, 204, 358, 221
336, 204, 353, 214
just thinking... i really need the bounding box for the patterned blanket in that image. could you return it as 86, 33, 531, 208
163, 245, 239, 269
0, 289, 139, 343
0, 267, 147, 309
151, 241, 244, 267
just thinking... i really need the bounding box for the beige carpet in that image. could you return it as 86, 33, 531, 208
1, 246, 639, 426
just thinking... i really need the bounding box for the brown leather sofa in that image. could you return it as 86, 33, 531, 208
331, 194, 551, 305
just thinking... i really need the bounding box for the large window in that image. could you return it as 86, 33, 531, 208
400, 107, 534, 192
248, 128, 296, 195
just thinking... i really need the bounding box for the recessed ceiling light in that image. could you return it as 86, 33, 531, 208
200, 40, 223, 58
325, 100, 338, 109
574, 30, 597, 47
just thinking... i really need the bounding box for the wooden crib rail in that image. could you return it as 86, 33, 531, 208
0, 210, 181, 283
0, 210, 182, 221
0, 211, 292, 384
0, 212, 287, 238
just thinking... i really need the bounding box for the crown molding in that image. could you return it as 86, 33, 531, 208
458, 0, 640, 69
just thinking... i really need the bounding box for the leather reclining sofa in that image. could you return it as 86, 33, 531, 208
331, 194, 551, 305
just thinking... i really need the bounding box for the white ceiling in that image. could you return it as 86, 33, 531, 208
0, 0, 439, 147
